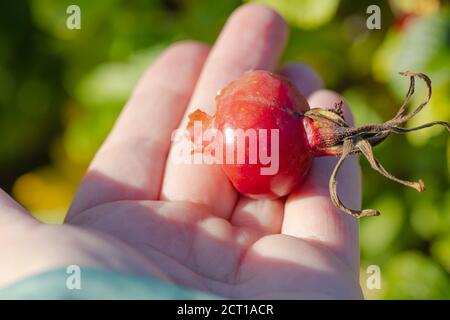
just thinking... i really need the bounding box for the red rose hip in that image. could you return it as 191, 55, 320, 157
186, 70, 449, 218
214, 70, 313, 199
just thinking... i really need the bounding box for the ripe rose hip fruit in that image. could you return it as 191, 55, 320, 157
187, 70, 449, 218
216, 70, 312, 199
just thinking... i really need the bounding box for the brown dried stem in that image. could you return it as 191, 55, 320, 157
329, 139, 380, 218
356, 139, 425, 192
329, 71, 449, 218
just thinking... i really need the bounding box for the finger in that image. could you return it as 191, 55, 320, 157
283, 90, 360, 270
162, 3, 289, 219
279, 62, 324, 97
68, 42, 209, 218
228, 63, 321, 233
238, 235, 363, 299
230, 197, 284, 235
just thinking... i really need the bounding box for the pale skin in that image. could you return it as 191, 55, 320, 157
0, 4, 363, 299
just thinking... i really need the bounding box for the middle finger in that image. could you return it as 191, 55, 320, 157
161, 4, 289, 219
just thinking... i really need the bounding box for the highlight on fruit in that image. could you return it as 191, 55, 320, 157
185, 70, 450, 218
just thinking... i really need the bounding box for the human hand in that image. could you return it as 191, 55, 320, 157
0, 4, 362, 299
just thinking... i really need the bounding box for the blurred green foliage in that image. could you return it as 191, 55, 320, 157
0, 0, 449, 299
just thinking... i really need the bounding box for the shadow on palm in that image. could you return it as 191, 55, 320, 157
67, 170, 360, 299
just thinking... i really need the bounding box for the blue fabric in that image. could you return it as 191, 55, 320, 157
0, 267, 221, 300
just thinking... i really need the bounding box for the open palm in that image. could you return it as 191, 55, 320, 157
0, 4, 362, 299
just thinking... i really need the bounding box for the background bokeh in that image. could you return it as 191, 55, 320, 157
0, 0, 449, 299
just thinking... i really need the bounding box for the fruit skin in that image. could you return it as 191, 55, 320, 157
214, 70, 313, 199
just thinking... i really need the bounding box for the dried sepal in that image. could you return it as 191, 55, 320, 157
186, 109, 215, 154
327, 71, 449, 218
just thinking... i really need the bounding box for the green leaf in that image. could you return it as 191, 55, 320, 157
360, 195, 405, 257
384, 251, 450, 299
410, 199, 446, 240
76, 46, 164, 110
342, 87, 383, 126
247, 0, 340, 29
431, 234, 450, 273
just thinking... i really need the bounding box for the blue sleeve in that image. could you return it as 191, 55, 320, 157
0, 267, 221, 300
